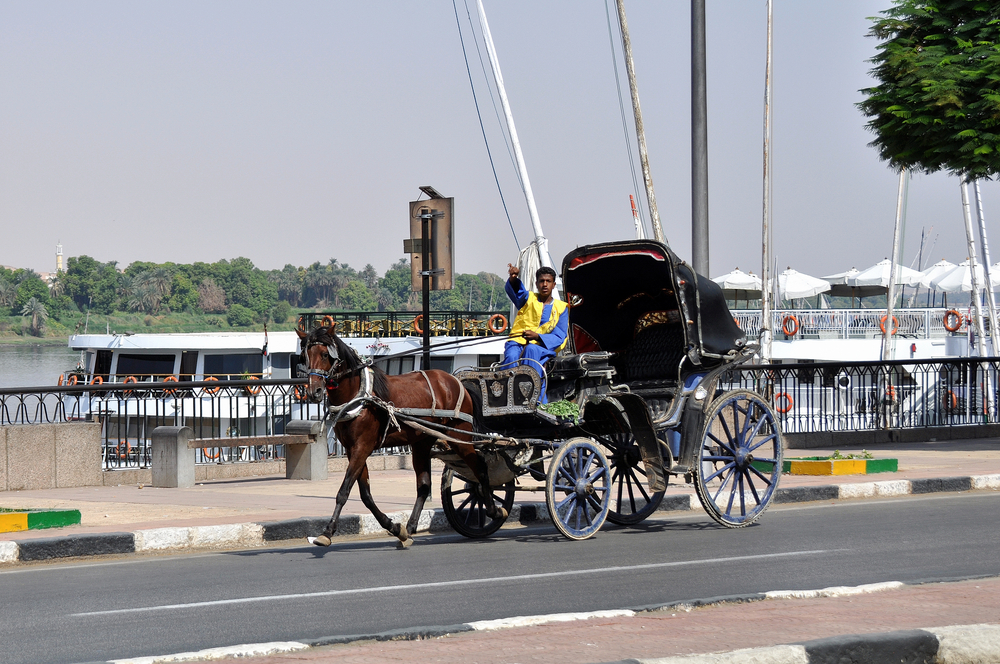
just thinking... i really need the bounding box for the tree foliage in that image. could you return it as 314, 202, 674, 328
858, 1, 1000, 178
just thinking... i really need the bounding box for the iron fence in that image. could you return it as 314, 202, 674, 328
722, 357, 1000, 433
0, 378, 404, 470
732, 308, 970, 340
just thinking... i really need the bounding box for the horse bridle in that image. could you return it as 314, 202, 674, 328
298, 340, 367, 389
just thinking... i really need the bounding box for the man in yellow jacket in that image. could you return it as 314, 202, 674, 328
501, 263, 568, 403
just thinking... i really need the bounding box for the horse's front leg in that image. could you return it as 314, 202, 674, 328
355, 463, 412, 547
310, 451, 368, 547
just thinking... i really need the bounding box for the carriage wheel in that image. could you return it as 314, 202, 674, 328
440, 467, 515, 539
545, 438, 610, 540
601, 432, 667, 525
695, 390, 783, 528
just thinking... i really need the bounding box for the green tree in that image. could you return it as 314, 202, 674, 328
62, 256, 120, 313
380, 259, 414, 310
167, 274, 199, 312
216, 257, 278, 318
338, 280, 377, 311
20, 296, 48, 336
14, 273, 51, 311
858, 1, 1000, 178
226, 303, 255, 327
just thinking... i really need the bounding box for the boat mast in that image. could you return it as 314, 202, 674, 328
973, 180, 998, 353
760, 0, 773, 364
961, 178, 988, 358
476, 0, 555, 272
615, 0, 666, 245
883, 170, 907, 362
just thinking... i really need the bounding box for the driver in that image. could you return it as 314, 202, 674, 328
501, 264, 568, 403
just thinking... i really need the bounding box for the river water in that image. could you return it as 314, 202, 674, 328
0, 344, 82, 388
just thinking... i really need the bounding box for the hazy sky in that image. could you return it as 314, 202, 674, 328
2, 1, 995, 280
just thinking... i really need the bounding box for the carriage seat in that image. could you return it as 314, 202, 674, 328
611, 322, 685, 384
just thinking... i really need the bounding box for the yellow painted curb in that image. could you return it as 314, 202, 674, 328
0, 513, 28, 533
831, 459, 867, 475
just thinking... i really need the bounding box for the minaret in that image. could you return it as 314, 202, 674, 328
56, 241, 63, 272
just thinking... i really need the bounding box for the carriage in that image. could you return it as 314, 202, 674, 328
299, 239, 783, 547
438, 239, 784, 540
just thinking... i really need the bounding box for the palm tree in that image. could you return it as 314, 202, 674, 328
0, 279, 17, 308
20, 297, 48, 336
149, 267, 172, 299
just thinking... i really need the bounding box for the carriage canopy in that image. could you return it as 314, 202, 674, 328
561, 240, 746, 370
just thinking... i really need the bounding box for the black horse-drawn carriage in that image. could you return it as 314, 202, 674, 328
440, 239, 784, 540
299, 239, 782, 546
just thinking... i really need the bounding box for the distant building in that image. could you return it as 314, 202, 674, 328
56, 241, 64, 273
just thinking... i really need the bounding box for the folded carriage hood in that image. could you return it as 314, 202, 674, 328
561, 240, 745, 365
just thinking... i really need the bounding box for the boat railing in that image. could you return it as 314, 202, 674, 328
298, 310, 510, 337
733, 308, 978, 340
0, 379, 406, 471
721, 356, 1000, 433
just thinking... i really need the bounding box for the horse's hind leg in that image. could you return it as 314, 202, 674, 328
398, 442, 434, 547
354, 464, 411, 546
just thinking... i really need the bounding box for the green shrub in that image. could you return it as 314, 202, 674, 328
226, 304, 254, 327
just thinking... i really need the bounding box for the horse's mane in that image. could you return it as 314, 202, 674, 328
306, 326, 390, 401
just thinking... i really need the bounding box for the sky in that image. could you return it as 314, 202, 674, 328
1, 1, 996, 281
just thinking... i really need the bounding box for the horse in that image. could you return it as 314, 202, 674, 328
296, 325, 504, 548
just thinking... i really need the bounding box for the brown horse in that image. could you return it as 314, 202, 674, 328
297, 325, 503, 547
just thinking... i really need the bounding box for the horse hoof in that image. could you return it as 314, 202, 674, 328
397, 537, 414, 549
397, 523, 410, 541
308, 535, 331, 547
497, 507, 508, 520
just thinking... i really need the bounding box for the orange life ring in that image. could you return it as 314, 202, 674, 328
117, 439, 131, 460
203, 376, 220, 394
879, 314, 899, 335
293, 384, 307, 401
488, 314, 508, 334
943, 390, 958, 412
202, 446, 220, 460
781, 315, 799, 336
297, 316, 305, 332
886, 385, 897, 402
774, 392, 793, 413
246, 375, 261, 395
163, 375, 178, 395
322, 315, 335, 328
66, 374, 78, 386
58, 374, 64, 386
122, 375, 138, 396
943, 309, 963, 332
91, 376, 103, 386
413, 314, 424, 335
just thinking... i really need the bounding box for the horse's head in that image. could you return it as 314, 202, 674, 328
296, 324, 346, 403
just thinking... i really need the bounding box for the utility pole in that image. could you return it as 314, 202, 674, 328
691, 0, 710, 276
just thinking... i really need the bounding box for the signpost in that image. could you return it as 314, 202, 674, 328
405, 188, 454, 368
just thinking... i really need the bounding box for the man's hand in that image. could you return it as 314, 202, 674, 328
507, 263, 520, 280
523, 330, 541, 342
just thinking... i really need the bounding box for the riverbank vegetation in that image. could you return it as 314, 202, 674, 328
0, 256, 505, 343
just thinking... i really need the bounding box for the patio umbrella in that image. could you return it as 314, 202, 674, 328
712, 268, 762, 302
822, 267, 886, 303
926, 259, 999, 293
918, 259, 957, 307
850, 258, 923, 287
775, 268, 831, 301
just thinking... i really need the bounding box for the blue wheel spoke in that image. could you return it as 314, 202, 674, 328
747, 432, 778, 452
710, 464, 736, 502
704, 461, 735, 484
747, 463, 775, 487
706, 432, 737, 456
743, 468, 763, 505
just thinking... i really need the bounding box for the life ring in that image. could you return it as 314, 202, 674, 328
886, 385, 897, 402
774, 392, 793, 413
733, 316, 741, 330
879, 314, 899, 335
203, 376, 220, 394
122, 375, 138, 396
90, 376, 103, 386
322, 315, 335, 328
246, 375, 261, 395
66, 374, 78, 386
57, 374, 64, 386
413, 314, 424, 334
488, 313, 508, 334
943, 309, 963, 332
297, 316, 305, 332
781, 315, 799, 337
117, 440, 131, 460
163, 375, 178, 395
293, 384, 307, 401
202, 447, 220, 461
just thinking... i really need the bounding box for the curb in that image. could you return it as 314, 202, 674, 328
1, 472, 998, 564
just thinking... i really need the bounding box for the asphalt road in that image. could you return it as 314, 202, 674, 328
2, 492, 999, 664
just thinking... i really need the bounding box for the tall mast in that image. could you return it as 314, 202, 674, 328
615, 0, 666, 245
476, 0, 555, 271
883, 170, 907, 362
961, 178, 988, 358
760, 0, 773, 363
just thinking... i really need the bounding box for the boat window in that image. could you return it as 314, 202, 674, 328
375, 356, 415, 376
94, 350, 113, 382
179, 351, 198, 381
116, 354, 176, 381
428, 357, 453, 373
203, 354, 264, 379
478, 354, 502, 368
271, 353, 291, 379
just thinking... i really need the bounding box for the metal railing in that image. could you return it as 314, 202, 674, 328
722, 357, 1000, 433
732, 308, 974, 340
299, 310, 510, 337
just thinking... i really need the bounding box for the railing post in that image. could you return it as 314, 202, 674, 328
151, 426, 195, 488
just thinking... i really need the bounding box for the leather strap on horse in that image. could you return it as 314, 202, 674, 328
403, 371, 469, 423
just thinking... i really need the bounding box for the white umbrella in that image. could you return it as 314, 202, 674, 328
822, 267, 885, 300
850, 258, 923, 288
927, 259, 999, 292
775, 268, 831, 300
822, 268, 860, 285
712, 268, 762, 291
918, 259, 957, 288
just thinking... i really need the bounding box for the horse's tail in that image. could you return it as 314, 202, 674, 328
461, 379, 487, 434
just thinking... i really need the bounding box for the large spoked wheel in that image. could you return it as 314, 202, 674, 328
602, 432, 667, 525
695, 390, 783, 528
440, 467, 515, 539
546, 437, 611, 540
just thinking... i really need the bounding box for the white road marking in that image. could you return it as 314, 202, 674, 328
72, 549, 837, 617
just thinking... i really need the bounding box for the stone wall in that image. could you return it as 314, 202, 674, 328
0, 422, 103, 491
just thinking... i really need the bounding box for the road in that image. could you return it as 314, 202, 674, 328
2, 492, 998, 664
